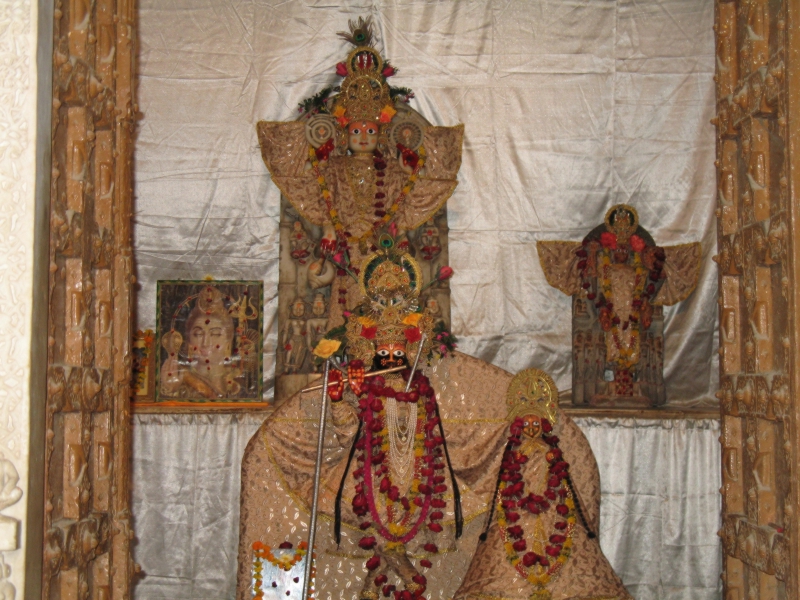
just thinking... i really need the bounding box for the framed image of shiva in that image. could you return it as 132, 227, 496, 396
155, 280, 263, 404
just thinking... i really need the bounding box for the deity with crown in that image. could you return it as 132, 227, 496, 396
537, 205, 701, 407
303, 244, 460, 600
257, 17, 462, 344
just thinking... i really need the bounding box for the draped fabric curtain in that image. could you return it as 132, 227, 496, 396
133, 0, 718, 405
131, 415, 721, 600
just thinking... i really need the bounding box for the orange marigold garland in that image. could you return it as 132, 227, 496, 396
308, 145, 427, 251
252, 541, 314, 599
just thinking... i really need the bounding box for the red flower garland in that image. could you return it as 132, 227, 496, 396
494, 418, 577, 589
351, 372, 446, 599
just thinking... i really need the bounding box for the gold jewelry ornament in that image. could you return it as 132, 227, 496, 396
604, 204, 639, 244
506, 369, 559, 423
343, 246, 434, 367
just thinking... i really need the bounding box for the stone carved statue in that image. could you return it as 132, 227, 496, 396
238, 249, 631, 600
537, 205, 701, 407
281, 298, 309, 375
454, 370, 631, 600
258, 17, 460, 401
305, 293, 330, 373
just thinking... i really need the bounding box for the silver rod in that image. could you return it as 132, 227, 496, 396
301, 365, 406, 392
302, 360, 330, 600
404, 333, 427, 392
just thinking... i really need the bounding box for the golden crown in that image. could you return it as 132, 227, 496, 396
330, 17, 397, 126
506, 369, 559, 423
344, 247, 434, 367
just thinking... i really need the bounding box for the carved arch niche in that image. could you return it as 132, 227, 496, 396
44, 0, 137, 597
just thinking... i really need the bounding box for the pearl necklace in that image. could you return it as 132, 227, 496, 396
385, 397, 417, 492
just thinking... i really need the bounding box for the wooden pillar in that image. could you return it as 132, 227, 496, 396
714, 0, 798, 596
44, 0, 137, 595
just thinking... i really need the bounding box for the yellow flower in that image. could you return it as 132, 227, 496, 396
333, 106, 346, 118
403, 313, 423, 326
388, 524, 402, 535
379, 105, 397, 123
322, 190, 331, 199
329, 209, 338, 217
402, 186, 411, 194
313, 338, 341, 358
358, 316, 377, 327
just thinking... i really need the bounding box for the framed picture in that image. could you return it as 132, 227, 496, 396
152, 280, 264, 405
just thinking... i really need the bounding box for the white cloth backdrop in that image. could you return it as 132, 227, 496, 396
131, 415, 721, 599
133, 0, 718, 405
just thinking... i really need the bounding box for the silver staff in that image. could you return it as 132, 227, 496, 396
301, 359, 330, 600
405, 333, 427, 392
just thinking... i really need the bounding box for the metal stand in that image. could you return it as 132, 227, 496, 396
301, 360, 330, 600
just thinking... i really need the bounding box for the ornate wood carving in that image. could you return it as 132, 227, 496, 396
45, 0, 137, 596
714, 0, 800, 596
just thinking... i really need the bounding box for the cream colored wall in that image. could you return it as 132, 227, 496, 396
0, 0, 46, 597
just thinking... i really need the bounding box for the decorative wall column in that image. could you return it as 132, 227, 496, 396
44, 0, 137, 596
714, 0, 800, 596
0, 0, 50, 597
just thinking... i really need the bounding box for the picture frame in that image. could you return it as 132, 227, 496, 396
143, 280, 265, 408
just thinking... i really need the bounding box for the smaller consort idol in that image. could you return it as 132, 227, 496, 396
537, 205, 700, 407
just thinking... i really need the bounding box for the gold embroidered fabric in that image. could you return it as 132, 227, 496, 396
535, 240, 701, 308
257, 121, 463, 234
536, 241, 583, 297
237, 352, 627, 599
652, 243, 703, 306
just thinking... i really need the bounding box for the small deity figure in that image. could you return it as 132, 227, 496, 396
159, 286, 244, 399
453, 370, 631, 600
537, 204, 701, 406
257, 17, 463, 329
305, 294, 329, 372
289, 220, 313, 265
282, 298, 308, 374
418, 219, 442, 262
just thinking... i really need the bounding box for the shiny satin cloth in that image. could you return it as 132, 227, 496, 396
132, 0, 718, 407
130, 386, 721, 599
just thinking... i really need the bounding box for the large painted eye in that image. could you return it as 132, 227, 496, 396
351, 128, 361, 135
377, 349, 390, 357
392, 349, 405, 359
367, 127, 377, 135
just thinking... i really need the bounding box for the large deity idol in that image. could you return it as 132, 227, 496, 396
237, 249, 631, 600
258, 17, 462, 327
